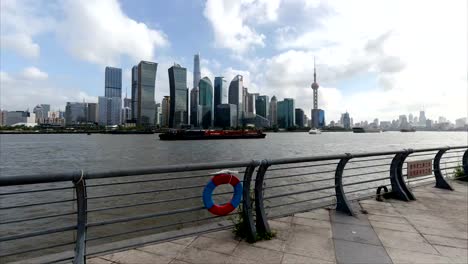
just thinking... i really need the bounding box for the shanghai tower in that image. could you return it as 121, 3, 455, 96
190, 53, 201, 127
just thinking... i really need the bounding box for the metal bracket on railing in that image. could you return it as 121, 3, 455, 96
335, 154, 355, 216
241, 161, 258, 242
389, 150, 415, 201
434, 148, 454, 190
73, 171, 87, 264
463, 149, 468, 177
254, 160, 271, 235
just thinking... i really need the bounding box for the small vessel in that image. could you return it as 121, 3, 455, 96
308, 128, 321, 134
400, 128, 416, 132
159, 129, 266, 140
352, 127, 382, 133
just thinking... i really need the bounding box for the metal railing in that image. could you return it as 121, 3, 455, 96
0, 146, 467, 263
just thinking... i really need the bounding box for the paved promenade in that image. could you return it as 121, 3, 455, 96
89, 181, 467, 264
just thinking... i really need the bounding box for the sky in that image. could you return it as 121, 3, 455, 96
1, 0, 467, 123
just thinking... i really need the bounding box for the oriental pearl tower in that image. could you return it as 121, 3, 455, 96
311, 57, 319, 110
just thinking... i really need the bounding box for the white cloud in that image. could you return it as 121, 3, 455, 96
0, 67, 96, 111
57, 0, 169, 66
1, 34, 41, 59
203, 0, 280, 54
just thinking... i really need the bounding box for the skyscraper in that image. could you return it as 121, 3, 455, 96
190, 87, 199, 127
33, 104, 50, 124
105, 67, 122, 98
168, 64, 188, 128
161, 96, 170, 127
295, 108, 305, 127
310, 58, 325, 128
198, 77, 213, 128
341, 112, 351, 129
193, 53, 201, 90
214, 77, 228, 125
65, 102, 87, 126
255, 95, 269, 119
131, 65, 138, 120
419, 110, 426, 126
137, 61, 158, 126
98, 97, 121, 125
228, 75, 243, 127
278, 98, 295, 128
269, 96, 278, 126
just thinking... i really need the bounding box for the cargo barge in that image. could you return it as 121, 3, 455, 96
159, 129, 266, 140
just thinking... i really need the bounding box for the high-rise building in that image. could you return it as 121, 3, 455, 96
215, 104, 237, 128
122, 95, 131, 124
131, 65, 138, 120
278, 98, 295, 128
310, 57, 325, 128
154, 103, 161, 126
198, 77, 213, 128
228, 75, 243, 127
190, 87, 199, 127
168, 64, 188, 128
33, 104, 50, 124
408, 114, 414, 124
438, 116, 447, 123
269, 96, 278, 126
98, 97, 121, 126
295, 108, 305, 127
255, 95, 269, 119
161, 96, 170, 127
105, 67, 122, 98
399, 115, 408, 128
193, 53, 201, 90
0, 110, 7, 126
341, 112, 351, 129
65, 102, 87, 126
419, 111, 426, 126
137, 61, 157, 126
87, 103, 98, 123
247, 92, 257, 114
214, 77, 228, 125
455, 118, 467, 128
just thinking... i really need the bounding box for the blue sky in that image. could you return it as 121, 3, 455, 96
1, 0, 466, 122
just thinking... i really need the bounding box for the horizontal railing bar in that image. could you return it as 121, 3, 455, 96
345, 163, 390, 170
407, 152, 438, 158
0, 225, 76, 242
267, 201, 337, 220
347, 156, 395, 163
266, 169, 337, 180
346, 184, 391, 194
342, 176, 390, 187
407, 175, 434, 183
264, 178, 334, 190
412, 146, 467, 152
0, 199, 75, 210
0, 241, 75, 258
87, 206, 206, 227
87, 191, 233, 213
268, 162, 338, 171
86, 184, 206, 200
266, 194, 336, 209
342, 169, 389, 178
42, 256, 75, 264
264, 185, 337, 200
87, 215, 220, 242
0, 186, 74, 196
0, 211, 76, 225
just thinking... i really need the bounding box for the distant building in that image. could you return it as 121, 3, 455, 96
154, 103, 161, 126
399, 115, 408, 128
87, 103, 98, 123
455, 118, 467, 128
311, 109, 325, 128
419, 111, 426, 126
341, 112, 351, 129
228, 75, 243, 127
168, 64, 188, 128
98, 97, 121, 126
33, 104, 50, 124
295, 108, 305, 127
193, 53, 201, 92
65, 102, 87, 126
380, 121, 391, 130
269, 96, 278, 126
199, 77, 213, 128
215, 104, 237, 128
438, 116, 447, 124
136, 61, 158, 126
105, 67, 122, 98
161, 96, 170, 127
408, 114, 413, 124
131, 65, 138, 120
190, 87, 199, 127
247, 92, 258, 114
426, 119, 433, 128
255, 95, 269, 119
214, 77, 228, 125
277, 98, 295, 128
0, 110, 7, 126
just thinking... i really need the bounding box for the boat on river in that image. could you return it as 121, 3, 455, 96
159, 129, 266, 140
308, 128, 321, 134
352, 127, 382, 133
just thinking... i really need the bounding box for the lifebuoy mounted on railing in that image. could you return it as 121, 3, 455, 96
203, 171, 243, 216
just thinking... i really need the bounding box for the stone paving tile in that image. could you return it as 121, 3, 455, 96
176, 246, 229, 264
374, 228, 439, 255
334, 239, 392, 264
251, 236, 286, 252
332, 222, 382, 246
423, 234, 468, 249
225, 256, 259, 264
189, 236, 239, 255
359, 204, 401, 217
202, 230, 239, 241
434, 245, 468, 264
386, 247, 453, 264
369, 219, 418, 233
416, 225, 468, 240
87, 257, 115, 264
273, 216, 293, 223
169, 259, 192, 264
281, 253, 334, 264
284, 232, 335, 262
359, 199, 393, 207
330, 211, 371, 226
137, 241, 187, 259
171, 236, 196, 246
100, 249, 173, 264
294, 208, 330, 221
367, 214, 408, 224
232, 242, 284, 264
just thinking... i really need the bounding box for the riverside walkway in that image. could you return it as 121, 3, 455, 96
85, 180, 467, 264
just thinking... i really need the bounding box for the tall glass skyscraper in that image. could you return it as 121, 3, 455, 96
198, 77, 213, 128
137, 61, 157, 126
256, 95, 269, 119
193, 53, 201, 90
214, 76, 227, 125
228, 75, 243, 127
190, 87, 198, 127
277, 98, 295, 128
269, 96, 278, 126
131, 65, 138, 120
168, 64, 188, 128
105, 67, 122, 98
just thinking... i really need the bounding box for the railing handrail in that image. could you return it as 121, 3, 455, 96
1, 145, 467, 187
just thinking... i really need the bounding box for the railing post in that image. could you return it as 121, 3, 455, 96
397, 149, 416, 200
241, 161, 258, 242
254, 160, 271, 235
389, 151, 412, 201
434, 148, 454, 190
463, 149, 468, 177
73, 172, 87, 264
335, 154, 355, 216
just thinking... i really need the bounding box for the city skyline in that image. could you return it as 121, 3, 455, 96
0, 0, 466, 122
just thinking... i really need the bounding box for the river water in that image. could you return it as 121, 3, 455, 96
0, 132, 466, 262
